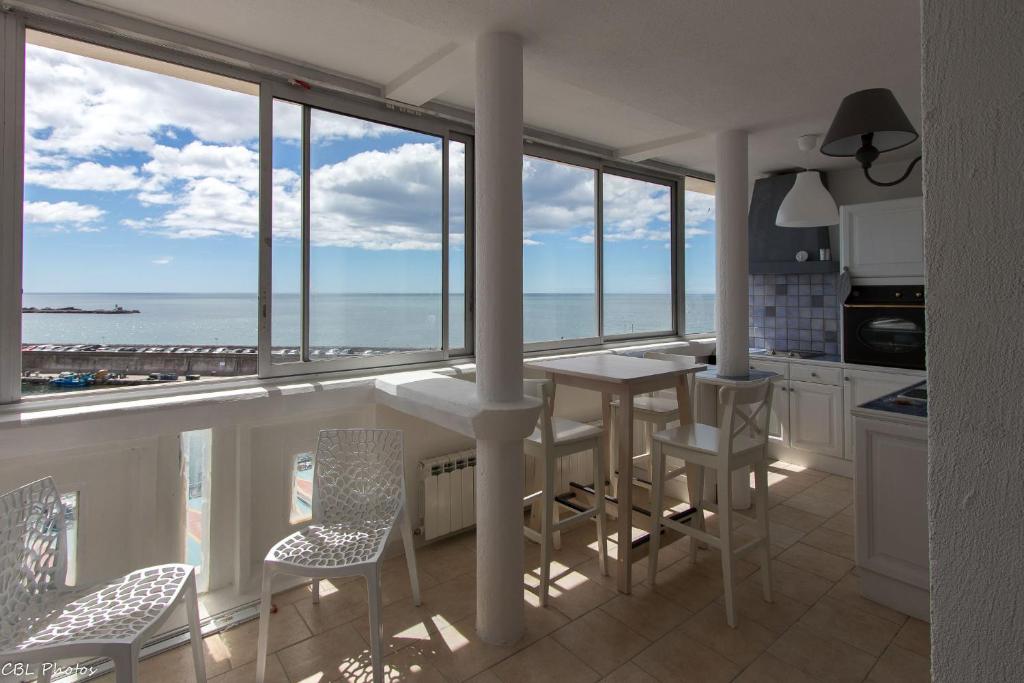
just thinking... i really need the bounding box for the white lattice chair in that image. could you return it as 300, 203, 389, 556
0, 478, 206, 683
256, 429, 420, 683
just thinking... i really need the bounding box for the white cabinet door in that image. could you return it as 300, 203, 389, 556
843, 369, 924, 460
767, 380, 789, 447
789, 380, 843, 458
841, 197, 924, 281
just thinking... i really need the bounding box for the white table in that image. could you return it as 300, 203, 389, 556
530, 354, 705, 593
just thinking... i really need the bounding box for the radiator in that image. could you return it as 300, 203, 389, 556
420, 450, 476, 541
419, 441, 603, 542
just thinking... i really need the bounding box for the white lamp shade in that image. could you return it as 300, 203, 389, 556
776, 171, 840, 227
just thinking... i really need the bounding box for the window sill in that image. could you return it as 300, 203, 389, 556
1, 335, 715, 430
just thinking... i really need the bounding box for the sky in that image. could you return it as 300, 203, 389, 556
22, 39, 717, 296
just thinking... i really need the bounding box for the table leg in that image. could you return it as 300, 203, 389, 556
675, 375, 694, 427
616, 389, 634, 593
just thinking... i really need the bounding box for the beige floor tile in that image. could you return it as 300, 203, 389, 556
822, 507, 855, 536
784, 488, 852, 519
892, 617, 931, 657
219, 603, 312, 668
552, 608, 649, 675
650, 560, 725, 613
776, 542, 853, 582
800, 526, 856, 561
768, 624, 877, 683
416, 534, 477, 581
738, 519, 806, 550
209, 653, 288, 683
380, 556, 442, 606
466, 671, 503, 683
599, 661, 657, 682
765, 504, 827, 533
378, 646, 451, 682
798, 597, 902, 656
138, 634, 232, 681
679, 603, 776, 668
274, 622, 369, 682
868, 644, 931, 683
817, 474, 854, 493
599, 584, 693, 641
527, 564, 618, 620
749, 558, 834, 605
826, 573, 909, 625
633, 627, 739, 683
489, 637, 599, 683
732, 652, 818, 683
719, 577, 811, 635
292, 576, 372, 634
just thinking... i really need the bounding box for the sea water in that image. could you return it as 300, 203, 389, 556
21, 292, 716, 348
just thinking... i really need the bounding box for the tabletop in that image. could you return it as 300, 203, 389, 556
531, 354, 704, 384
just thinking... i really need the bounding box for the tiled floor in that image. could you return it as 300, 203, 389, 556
116, 462, 931, 682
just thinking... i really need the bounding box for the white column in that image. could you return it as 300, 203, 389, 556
714, 130, 750, 378
473, 31, 525, 646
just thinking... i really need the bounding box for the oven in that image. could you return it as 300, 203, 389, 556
843, 285, 926, 370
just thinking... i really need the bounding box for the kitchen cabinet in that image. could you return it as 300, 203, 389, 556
789, 380, 844, 458
843, 369, 921, 460
840, 197, 924, 282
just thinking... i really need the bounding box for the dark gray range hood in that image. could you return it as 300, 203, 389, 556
748, 173, 837, 274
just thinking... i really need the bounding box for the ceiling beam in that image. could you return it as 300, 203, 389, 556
615, 131, 705, 162
384, 42, 468, 106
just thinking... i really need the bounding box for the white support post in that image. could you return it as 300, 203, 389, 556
473, 31, 525, 646
714, 130, 750, 379
0, 13, 25, 405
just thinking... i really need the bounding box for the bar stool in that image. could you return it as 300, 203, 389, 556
647, 380, 775, 627
608, 351, 700, 487
523, 379, 608, 606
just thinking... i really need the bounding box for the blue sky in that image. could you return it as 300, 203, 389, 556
23, 40, 716, 296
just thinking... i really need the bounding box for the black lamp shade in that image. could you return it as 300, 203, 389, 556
820, 88, 918, 157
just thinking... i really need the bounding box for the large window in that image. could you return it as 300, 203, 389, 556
684, 177, 716, 334
602, 173, 675, 336
21, 32, 259, 397
522, 156, 598, 344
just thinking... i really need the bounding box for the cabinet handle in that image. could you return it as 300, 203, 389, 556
844, 376, 850, 381
810, 372, 818, 377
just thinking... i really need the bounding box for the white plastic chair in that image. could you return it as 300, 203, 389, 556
0, 477, 206, 683
256, 429, 419, 683
522, 379, 608, 606
647, 381, 775, 627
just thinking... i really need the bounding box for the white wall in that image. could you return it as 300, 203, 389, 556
923, 0, 1024, 679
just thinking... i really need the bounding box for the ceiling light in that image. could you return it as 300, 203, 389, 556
820, 88, 922, 187
776, 134, 839, 227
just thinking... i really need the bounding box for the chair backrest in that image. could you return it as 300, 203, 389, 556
718, 380, 774, 459
523, 379, 554, 445
312, 429, 405, 528
643, 351, 699, 395
0, 478, 67, 612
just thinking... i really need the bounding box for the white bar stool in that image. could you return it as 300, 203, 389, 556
522, 379, 608, 606
647, 381, 775, 627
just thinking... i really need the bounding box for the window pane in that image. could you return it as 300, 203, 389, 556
602, 174, 673, 335
181, 428, 212, 588
290, 451, 314, 525
522, 156, 597, 343
22, 32, 258, 396
308, 109, 443, 358
684, 177, 716, 334
449, 140, 467, 351
60, 491, 79, 586
271, 100, 303, 361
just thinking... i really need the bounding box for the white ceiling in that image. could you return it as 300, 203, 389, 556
77, 0, 922, 176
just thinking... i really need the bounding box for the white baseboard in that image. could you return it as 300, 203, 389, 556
769, 446, 853, 477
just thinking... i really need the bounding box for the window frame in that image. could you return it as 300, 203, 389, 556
257, 81, 473, 379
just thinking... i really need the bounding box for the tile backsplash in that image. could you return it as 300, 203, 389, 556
749, 273, 840, 354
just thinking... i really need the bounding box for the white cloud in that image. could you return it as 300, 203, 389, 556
152, 256, 173, 265
603, 174, 672, 242
24, 200, 104, 224
523, 157, 595, 239
26, 161, 143, 191
684, 190, 715, 228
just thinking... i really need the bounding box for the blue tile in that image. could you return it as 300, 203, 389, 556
799, 308, 812, 318
825, 330, 837, 342
799, 284, 811, 295
787, 295, 799, 306
811, 285, 824, 295
775, 306, 787, 318
787, 274, 799, 284
811, 273, 824, 284
800, 295, 812, 307
811, 307, 823, 318
775, 284, 788, 295
811, 318, 824, 330
825, 342, 839, 354
824, 307, 837, 319
811, 341, 825, 351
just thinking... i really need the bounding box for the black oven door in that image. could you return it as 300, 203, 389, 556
843, 305, 926, 370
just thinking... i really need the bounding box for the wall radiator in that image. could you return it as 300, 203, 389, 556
419, 447, 599, 542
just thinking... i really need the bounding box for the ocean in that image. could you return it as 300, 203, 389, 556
21, 292, 716, 348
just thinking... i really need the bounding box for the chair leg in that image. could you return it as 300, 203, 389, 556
367, 567, 385, 683
185, 571, 207, 682
647, 440, 666, 585
255, 567, 274, 683
539, 451, 555, 606
311, 577, 320, 604
552, 457, 562, 551
594, 439, 608, 576
39, 667, 53, 683
718, 467, 737, 628
399, 507, 422, 606
691, 465, 706, 565
755, 459, 773, 603
112, 646, 138, 683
